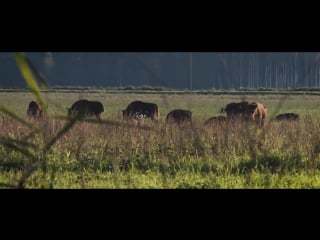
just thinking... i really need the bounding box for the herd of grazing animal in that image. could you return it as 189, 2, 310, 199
26, 99, 300, 126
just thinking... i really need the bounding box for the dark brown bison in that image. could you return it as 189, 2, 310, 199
166, 109, 192, 124
204, 115, 227, 126
27, 101, 43, 119
222, 101, 267, 127
122, 101, 159, 121
274, 113, 299, 121
221, 101, 249, 119
68, 99, 104, 120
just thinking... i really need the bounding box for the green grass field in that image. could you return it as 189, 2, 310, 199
1, 90, 320, 188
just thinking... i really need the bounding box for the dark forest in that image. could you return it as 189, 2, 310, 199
1, 52, 319, 90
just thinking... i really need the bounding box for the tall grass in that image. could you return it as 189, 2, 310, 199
1, 107, 320, 188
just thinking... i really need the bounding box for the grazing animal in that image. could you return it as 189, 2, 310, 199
27, 101, 43, 119
222, 101, 267, 127
275, 113, 299, 121
68, 99, 104, 120
244, 102, 268, 127
122, 101, 159, 121
221, 101, 249, 119
204, 115, 227, 126
166, 109, 192, 124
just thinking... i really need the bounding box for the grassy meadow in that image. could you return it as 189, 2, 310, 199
1, 91, 320, 188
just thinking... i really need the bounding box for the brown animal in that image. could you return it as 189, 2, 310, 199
166, 109, 192, 124
122, 101, 159, 121
27, 101, 43, 119
221, 101, 249, 120
243, 102, 268, 127
68, 99, 104, 120
222, 101, 267, 127
204, 116, 227, 126
274, 113, 299, 121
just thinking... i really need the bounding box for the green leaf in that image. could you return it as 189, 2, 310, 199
43, 116, 80, 153
0, 137, 35, 159
25, 57, 49, 89
14, 52, 47, 111
0, 105, 34, 129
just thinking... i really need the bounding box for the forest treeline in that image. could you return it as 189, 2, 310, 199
1, 52, 319, 90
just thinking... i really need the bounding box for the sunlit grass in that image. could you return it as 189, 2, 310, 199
1, 92, 320, 188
